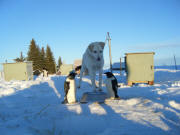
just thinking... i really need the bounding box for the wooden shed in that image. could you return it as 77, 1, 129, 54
3, 62, 33, 81
125, 52, 155, 86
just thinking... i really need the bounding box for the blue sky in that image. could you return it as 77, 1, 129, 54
0, 0, 180, 68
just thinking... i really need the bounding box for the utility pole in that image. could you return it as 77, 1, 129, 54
174, 54, 177, 70
120, 57, 122, 75
106, 32, 113, 72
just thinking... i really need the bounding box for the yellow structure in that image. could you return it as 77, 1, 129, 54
125, 52, 155, 86
3, 62, 33, 81
59, 64, 73, 75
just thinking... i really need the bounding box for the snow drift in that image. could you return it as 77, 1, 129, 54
0, 67, 180, 135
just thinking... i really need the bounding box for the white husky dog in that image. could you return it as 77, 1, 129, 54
78, 42, 105, 92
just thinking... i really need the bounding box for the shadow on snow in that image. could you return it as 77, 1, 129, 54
0, 74, 179, 135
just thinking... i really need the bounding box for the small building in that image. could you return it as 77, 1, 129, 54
3, 62, 33, 81
125, 52, 155, 86
59, 64, 74, 75
73, 59, 82, 69
74, 59, 82, 75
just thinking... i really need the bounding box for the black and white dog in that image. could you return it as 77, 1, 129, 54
104, 72, 119, 99
62, 72, 77, 104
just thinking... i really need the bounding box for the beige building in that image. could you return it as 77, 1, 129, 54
125, 52, 155, 86
3, 62, 33, 81
59, 64, 74, 75
73, 59, 82, 68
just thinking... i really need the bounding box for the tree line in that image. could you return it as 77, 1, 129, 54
14, 38, 62, 74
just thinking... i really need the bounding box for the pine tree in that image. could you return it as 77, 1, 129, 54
14, 52, 26, 62
45, 45, 56, 74
40, 47, 46, 70
58, 56, 62, 68
27, 39, 41, 71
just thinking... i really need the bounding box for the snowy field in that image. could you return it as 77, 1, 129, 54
0, 66, 180, 135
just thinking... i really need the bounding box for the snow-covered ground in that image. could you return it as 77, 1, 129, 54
0, 67, 180, 135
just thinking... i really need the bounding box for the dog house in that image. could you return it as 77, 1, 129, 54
125, 52, 155, 86
3, 62, 33, 81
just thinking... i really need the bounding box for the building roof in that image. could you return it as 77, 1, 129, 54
125, 52, 155, 55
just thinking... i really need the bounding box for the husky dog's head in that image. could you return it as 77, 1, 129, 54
88, 42, 105, 61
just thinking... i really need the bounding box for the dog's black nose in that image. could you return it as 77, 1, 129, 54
97, 57, 101, 61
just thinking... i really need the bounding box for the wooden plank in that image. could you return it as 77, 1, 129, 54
80, 92, 107, 103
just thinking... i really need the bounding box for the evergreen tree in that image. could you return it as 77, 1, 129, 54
40, 47, 46, 70
35, 45, 42, 70
27, 39, 36, 61
27, 39, 41, 71
14, 52, 26, 62
58, 56, 62, 68
45, 45, 56, 74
